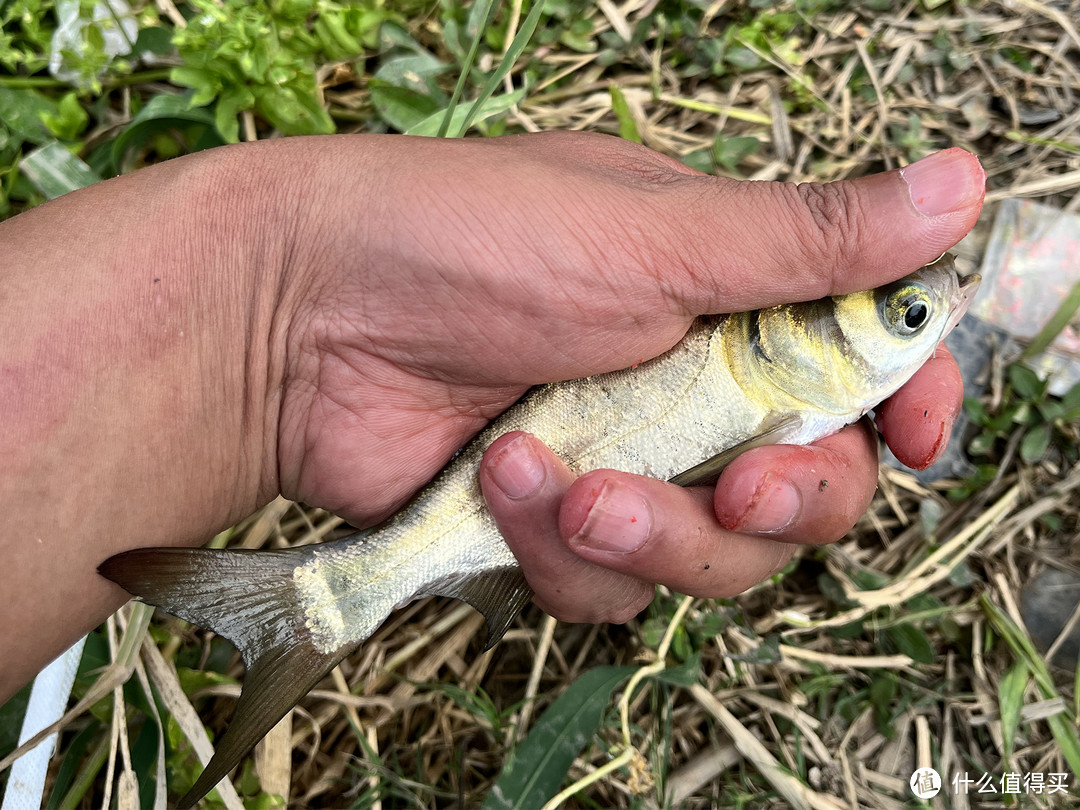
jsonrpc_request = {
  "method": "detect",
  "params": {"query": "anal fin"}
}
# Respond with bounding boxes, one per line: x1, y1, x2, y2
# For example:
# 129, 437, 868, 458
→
426, 567, 533, 650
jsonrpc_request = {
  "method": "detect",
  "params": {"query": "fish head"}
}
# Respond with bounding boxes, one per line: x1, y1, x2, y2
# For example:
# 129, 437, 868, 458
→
831, 253, 980, 396
738, 254, 980, 418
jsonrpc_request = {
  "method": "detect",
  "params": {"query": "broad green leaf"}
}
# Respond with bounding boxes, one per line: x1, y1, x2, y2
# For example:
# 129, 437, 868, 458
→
374, 52, 448, 96
39, 92, 89, 141
713, 133, 760, 170
133, 25, 173, 58
681, 147, 712, 173
884, 622, 935, 664
407, 88, 524, 137
483, 665, 634, 810
213, 87, 251, 144
725, 45, 760, 70
110, 91, 222, 169
169, 66, 219, 107
964, 396, 988, 424
1008, 363, 1045, 402
653, 651, 702, 687
0, 85, 57, 145
21, 141, 101, 199
1020, 423, 1051, 464
369, 79, 442, 133
1063, 380, 1080, 411
1038, 400, 1064, 422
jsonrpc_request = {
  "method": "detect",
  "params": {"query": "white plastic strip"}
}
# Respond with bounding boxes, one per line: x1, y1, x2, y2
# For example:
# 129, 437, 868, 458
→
1, 637, 87, 810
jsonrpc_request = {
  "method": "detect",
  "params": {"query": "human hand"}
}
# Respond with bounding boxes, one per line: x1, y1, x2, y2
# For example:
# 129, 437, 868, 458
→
480, 347, 962, 622
271, 131, 983, 621
0, 131, 984, 697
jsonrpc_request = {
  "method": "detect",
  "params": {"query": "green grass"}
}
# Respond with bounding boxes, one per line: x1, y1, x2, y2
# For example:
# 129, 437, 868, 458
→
3, 0, 1080, 807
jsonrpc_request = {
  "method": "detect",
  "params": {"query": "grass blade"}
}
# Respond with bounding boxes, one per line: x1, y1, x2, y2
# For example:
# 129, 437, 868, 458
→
1019, 279, 1080, 361
609, 85, 642, 143
483, 665, 634, 810
998, 660, 1028, 764
981, 595, 1080, 778
436, 0, 498, 138
407, 89, 524, 137
452, 0, 546, 138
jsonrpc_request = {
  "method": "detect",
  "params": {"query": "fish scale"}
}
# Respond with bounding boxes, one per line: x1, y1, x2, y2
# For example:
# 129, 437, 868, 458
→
99, 254, 979, 807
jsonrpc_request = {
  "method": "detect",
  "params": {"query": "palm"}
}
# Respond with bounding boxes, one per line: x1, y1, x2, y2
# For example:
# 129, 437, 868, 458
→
276, 208, 688, 522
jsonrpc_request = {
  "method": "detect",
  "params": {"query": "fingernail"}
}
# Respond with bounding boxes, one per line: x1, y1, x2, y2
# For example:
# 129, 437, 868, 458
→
489, 434, 545, 499
900, 148, 986, 217
728, 475, 802, 534
569, 480, 652, 553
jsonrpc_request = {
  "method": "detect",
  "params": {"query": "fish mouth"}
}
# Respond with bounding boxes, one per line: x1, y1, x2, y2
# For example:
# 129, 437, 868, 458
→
943, 272, 981, 337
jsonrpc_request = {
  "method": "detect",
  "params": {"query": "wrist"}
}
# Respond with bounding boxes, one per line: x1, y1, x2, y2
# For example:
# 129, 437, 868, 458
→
0, 143, 304, 697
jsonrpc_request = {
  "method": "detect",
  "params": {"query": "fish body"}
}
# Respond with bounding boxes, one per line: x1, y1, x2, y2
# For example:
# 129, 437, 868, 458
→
101, 255, 978, 806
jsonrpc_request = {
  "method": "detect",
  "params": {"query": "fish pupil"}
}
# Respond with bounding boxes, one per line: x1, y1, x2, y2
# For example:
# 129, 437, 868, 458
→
904, 301, 928, 330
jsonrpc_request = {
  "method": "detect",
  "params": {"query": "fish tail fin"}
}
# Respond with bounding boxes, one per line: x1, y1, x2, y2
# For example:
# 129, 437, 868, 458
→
99, 547, 354, 809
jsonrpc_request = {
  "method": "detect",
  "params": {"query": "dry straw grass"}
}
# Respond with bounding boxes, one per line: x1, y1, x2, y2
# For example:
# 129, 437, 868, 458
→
7, 0, 1080, 807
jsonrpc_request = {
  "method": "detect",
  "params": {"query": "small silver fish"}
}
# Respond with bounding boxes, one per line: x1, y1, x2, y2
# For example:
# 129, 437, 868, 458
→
101, 254, 979, 806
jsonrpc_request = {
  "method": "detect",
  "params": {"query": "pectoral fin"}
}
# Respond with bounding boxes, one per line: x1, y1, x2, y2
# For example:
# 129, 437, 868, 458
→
669, 413, 802, 488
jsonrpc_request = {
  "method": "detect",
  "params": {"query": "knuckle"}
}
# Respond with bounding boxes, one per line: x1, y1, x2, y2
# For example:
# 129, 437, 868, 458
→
559, 131, 690, 187
787, 180, 865, 285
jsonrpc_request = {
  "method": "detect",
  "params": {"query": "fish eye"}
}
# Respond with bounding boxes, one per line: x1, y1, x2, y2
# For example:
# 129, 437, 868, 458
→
905, 301, 928, 330
881, 284, 933, 337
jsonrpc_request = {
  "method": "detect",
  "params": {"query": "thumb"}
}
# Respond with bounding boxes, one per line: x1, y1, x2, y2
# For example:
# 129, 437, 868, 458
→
657, 148, 985, 314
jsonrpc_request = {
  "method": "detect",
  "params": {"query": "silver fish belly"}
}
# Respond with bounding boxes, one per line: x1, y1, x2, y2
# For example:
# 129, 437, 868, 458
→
292, 314, 780, 654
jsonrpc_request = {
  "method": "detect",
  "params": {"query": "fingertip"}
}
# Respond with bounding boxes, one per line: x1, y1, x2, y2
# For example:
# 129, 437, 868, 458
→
714, 449, 809, 534
714, 426, 878, 544
899, 148, 986, 220
481, 431, 548, 501
481, 439, 654, 624
877, 344, 963, 469
559, 471, 653, 555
